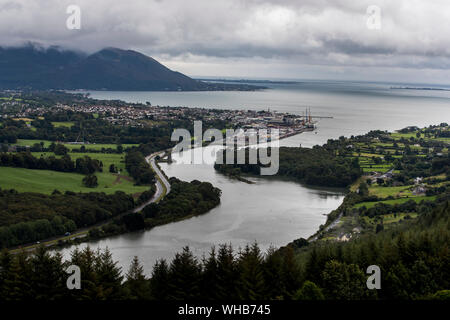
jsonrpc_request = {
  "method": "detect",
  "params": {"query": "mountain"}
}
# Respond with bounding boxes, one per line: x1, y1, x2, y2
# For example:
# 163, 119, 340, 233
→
0, 45, 264, 91
0, 44, 84, 89
58, 47, 207, 90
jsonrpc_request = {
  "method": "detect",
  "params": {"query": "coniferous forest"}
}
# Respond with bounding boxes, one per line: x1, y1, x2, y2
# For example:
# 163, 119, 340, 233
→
0, 199, 448, 300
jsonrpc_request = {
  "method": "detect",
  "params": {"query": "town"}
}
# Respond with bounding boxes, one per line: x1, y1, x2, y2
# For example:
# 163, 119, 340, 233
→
0, 90, 321, 142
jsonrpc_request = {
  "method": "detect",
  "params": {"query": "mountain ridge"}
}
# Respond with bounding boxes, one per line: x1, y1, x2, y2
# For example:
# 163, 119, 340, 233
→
0, 45, 264, 91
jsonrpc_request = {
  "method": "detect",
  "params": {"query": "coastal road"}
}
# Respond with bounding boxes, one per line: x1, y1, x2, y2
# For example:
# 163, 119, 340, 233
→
133, 151, 171, 212
10, 151, 171, 253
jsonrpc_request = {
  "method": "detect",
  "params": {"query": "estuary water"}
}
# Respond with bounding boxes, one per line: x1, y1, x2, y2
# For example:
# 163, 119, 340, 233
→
59, 80, 450, 274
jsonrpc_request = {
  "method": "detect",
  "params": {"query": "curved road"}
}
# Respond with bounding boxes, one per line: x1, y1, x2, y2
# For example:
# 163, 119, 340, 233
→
10, 151, 171, 253
133, 151, 171, 212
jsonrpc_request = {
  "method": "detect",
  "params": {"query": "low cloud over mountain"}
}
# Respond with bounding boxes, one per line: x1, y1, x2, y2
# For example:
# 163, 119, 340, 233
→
1, 0, 450, 82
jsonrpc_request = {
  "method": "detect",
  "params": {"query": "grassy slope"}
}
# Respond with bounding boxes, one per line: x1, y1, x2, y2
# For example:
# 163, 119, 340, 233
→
369, 185, 413, 197
354, 195, 436, 209
315, 125, 449, 241
0, 167, 149, 195
51, 121, 74, 128
1, 149, 150, 195
15, 139, 138, 151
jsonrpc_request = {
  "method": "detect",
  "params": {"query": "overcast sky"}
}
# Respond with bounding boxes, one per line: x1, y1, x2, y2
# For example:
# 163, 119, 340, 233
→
1, 0, 450, 84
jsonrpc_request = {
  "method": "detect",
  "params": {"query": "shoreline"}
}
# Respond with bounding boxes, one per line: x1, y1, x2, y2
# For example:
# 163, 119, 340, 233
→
8, 128, 333, 257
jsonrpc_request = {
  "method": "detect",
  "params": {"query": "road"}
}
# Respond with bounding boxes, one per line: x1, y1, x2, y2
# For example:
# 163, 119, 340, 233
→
10, 151, 171, 253
309, 213, 343, 242
132, 151, 171, 212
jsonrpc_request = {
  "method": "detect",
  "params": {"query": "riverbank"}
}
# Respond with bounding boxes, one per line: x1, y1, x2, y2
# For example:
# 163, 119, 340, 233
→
286, 124, 449, 245
7, 151, 168, 253
88, 179, 221, 240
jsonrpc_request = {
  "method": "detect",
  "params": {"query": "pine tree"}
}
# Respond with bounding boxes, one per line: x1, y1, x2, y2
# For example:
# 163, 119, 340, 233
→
3, 251, 33, 300
263, 247, 285, 299
30, 246, 66, 300
200, 247, 219, 300
125, 256, 149, 300
69, 246, 101, 300
304, 246, 321, 285
150, 259, 170, 300
95, 248, 124, 299
168, 246, 201, 300
216, 244, 238, 299
0, 249, 13, 300
281, 246, 300, 298
237, 243, 266, 300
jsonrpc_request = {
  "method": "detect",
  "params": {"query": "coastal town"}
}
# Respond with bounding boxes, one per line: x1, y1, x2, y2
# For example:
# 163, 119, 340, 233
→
0, 90, 320, 141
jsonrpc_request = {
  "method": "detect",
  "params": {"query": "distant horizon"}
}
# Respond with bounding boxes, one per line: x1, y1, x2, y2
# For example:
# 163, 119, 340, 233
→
191, 76, 450, 88
3, 41, 450, 87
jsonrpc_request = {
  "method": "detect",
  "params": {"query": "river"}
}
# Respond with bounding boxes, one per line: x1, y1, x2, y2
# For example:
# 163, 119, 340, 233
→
59, 80, 450, 274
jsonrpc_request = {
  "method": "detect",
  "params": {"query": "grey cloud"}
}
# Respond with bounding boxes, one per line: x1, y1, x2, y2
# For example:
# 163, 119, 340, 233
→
1, 0, 450, 82
0, 1, 21, 11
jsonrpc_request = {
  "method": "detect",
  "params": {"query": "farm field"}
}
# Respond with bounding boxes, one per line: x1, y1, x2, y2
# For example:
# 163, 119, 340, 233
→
51, 121, 75, 128
369, 185, 413, 198
0, 167, 149, 195
382, 212, 418, 224
360, 211, 419, 226
354, 195, 436, 209
30, 152, 128, 173
391, 130, 450, 143
14, 139, 138, 151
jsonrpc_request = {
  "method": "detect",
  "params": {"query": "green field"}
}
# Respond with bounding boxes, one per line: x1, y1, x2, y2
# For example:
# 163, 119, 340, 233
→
383, 212, 418, 224
391, 132, 417, 139
369, 185, 412, 198
361, 212, 419, 226
354, 195, 436, 209
51, 121, 74, 128
15, 139, 138, 151
391, 131, 450, 143
0, 97, 22, 102
361, 165, 392, 173
0, 167, 150, 195
31, 152, 127, 172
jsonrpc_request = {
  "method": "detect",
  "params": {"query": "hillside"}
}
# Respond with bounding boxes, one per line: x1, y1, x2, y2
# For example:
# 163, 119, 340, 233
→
0, 44, 264, 91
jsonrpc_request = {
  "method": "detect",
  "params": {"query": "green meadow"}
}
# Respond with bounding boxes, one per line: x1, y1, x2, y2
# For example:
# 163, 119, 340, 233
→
354, 195, 436, 209
382, 212, 418, 224
31, 152, 127, 172
51, 121, 75, 128
15, 139, 138, 151
0, 167, 149, 195
369, 185, 413, 198
391, 130, 450, 143
390, 132, 418, 139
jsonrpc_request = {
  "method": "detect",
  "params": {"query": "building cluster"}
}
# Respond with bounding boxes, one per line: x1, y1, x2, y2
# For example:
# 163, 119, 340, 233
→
2, 99, 318, 137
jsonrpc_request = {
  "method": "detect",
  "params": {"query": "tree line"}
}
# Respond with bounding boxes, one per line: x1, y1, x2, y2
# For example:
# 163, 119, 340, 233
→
0, 152, 103, 174
11, 142, 127, 155
0, 115, 190, 146
0, 189, 134, 248
124, 150, 155, 185
215, 146, 362, 188
88, 178, 222, 239
0, 199, 448, 300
